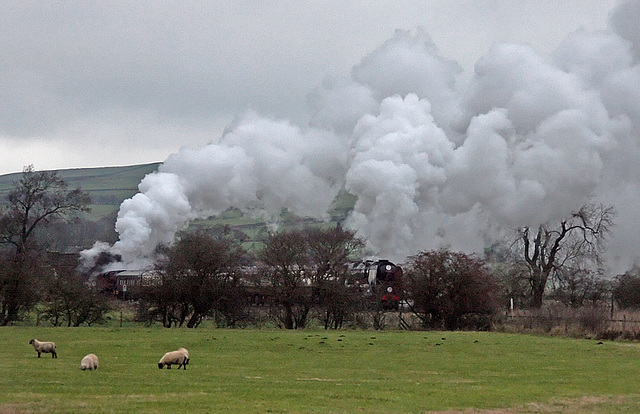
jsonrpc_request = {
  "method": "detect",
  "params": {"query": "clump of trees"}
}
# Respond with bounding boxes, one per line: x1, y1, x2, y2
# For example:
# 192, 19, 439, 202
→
404, 250, 499, 330
137, 227, 508, 331
136, 226, 367, 329
41, 271, 111, 327
136, 229, 248, 328
613, 269, 640, 310
258, 227, 364, 329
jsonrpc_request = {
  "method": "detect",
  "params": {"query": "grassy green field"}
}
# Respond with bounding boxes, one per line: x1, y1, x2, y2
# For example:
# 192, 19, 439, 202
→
3, 328, 640, 413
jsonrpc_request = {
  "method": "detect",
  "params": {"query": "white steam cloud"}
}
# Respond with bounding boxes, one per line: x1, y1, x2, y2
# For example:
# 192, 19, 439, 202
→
83, 1, 640, 274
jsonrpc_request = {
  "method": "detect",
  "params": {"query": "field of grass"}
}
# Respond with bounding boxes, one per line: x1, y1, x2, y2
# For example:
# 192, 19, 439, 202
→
3, 328, 640, 413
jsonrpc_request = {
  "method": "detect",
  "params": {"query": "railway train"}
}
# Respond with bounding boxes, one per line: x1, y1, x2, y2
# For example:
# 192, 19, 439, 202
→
95, 259, 403, 308
348, 259, 403, 307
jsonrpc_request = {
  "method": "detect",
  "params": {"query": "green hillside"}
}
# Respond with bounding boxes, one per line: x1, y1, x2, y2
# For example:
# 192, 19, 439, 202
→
0, 164, 356, 250
0, 163, 161, 219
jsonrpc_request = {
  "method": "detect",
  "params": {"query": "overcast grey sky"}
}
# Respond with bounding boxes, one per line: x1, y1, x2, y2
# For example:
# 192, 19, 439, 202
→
1, 0, 617, 175
52, 0, 640, 273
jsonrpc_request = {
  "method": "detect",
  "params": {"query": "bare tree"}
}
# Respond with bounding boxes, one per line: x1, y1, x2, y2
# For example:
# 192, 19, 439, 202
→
492, 261, 530, 310
259, 230, 312, 329
516, 203, 615, 308
136, 276, 187, 328
258, 227, 364, 329
305, 227, 364, 329
550, 267, 608, 308
0, 165, 90, 255
305, 227, 364, 281
0, 165, 91, 325
0, 249, 45, 325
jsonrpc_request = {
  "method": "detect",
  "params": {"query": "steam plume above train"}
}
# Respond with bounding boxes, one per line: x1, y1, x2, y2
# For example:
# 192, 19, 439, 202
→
82, 0, 640, 273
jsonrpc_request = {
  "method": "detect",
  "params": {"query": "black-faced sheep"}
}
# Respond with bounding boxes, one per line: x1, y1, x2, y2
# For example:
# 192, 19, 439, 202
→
29, 339, 57, 358
158, 349, 189, 370
80, 353, 99, 371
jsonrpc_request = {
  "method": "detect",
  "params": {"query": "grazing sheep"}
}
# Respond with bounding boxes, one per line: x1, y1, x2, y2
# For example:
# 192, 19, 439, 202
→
80, 353, 99, 371
29, 339, 57, 358
158, 349, 189, 370
177, 347, 189, 359
178, 348, 191, 365
177, 347, 190, 366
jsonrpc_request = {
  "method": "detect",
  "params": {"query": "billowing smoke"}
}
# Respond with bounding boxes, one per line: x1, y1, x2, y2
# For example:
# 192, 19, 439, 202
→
83, 1, 640, 274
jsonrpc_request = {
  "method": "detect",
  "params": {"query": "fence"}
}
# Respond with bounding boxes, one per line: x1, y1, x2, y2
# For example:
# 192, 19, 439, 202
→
499, 308, 640, 339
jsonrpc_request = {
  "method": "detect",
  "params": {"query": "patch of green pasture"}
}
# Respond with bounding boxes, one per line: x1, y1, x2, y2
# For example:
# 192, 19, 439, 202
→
0, 164, 160, 221
3, 328, 640, 413
83, 204, 119, 219
329, 190, 357, 212
0, 163, 159, 193
55, 163, 159, 191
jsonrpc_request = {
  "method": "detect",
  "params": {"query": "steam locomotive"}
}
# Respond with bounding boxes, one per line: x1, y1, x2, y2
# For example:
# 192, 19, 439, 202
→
348, 259, 403, 308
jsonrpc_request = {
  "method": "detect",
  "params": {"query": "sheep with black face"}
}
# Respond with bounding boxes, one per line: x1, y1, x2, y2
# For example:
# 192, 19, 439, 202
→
158, 349, 189, 370
29, 339, 57, 358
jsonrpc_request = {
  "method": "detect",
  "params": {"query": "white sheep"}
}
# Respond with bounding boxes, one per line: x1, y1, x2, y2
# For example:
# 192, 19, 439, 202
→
80, 353, 99, 371
177, 347, 190, 367
29, 339, 57, 358
158, 349, 189, 370
177, 347, 189, 358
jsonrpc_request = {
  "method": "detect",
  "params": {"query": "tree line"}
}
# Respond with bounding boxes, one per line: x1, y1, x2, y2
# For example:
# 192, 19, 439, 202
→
1, 166, 639, 329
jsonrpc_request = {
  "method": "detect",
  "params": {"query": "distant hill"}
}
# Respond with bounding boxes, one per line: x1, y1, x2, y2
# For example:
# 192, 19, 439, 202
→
0, 163, 356, 251
0, 163, 161, 219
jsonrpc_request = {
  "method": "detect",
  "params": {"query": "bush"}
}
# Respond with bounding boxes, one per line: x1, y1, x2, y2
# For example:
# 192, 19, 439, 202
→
577, 307, 608, 333
404, 250, 499, 330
